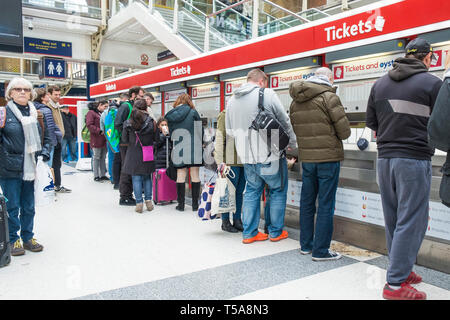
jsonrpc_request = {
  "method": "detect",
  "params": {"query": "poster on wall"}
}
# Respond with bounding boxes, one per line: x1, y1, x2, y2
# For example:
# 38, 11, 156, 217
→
75, 101, 92, 171
287, 181, 450, 241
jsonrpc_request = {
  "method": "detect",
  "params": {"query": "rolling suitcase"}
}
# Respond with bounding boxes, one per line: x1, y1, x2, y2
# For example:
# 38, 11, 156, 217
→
0, 195, 11, 268
152, 137, 177, 205
152, 168, 177, 204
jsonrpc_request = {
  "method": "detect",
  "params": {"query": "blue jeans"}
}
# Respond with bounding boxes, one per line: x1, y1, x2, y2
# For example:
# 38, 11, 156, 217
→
61, 137, 77, 162
222, 166, 246, 222
0, 178, 36, 244
132, 175, 152, 204
47, 146, 55, 167
300, 161, 340, 258
243, 158, 288, 239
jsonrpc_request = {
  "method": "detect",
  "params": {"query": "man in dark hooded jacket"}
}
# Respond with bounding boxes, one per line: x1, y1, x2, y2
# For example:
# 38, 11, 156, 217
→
366, 38, 442, 300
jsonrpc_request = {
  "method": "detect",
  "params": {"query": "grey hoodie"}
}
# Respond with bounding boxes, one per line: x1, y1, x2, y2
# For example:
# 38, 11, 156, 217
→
225, 83, 297, 164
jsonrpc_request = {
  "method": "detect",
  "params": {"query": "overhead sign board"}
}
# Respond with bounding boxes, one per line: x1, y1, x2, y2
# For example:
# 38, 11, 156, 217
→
191, 84, 220, 99
270, 67, 321, 90
90, 0, 450, 97
24, 37, 72, 58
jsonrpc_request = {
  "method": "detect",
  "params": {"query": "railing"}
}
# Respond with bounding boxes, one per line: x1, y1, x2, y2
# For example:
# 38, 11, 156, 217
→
23, 0, 104, 19
108, 0, 376, 52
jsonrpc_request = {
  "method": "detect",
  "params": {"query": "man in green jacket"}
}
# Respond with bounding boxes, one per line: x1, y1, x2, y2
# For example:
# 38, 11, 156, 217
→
289, 67, 350, 261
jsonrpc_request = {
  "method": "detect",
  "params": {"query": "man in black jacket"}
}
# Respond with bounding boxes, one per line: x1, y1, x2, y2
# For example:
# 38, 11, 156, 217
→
60, 105, 77, 162
366, 38, 442, 300
114, 86, 144, 206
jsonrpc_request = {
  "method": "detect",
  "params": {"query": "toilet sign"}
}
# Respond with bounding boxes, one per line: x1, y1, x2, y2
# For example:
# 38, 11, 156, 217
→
39, 57, 66, 79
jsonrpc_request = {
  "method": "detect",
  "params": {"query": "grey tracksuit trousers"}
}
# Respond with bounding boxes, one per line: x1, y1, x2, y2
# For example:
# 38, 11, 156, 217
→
377, 158, 431, 285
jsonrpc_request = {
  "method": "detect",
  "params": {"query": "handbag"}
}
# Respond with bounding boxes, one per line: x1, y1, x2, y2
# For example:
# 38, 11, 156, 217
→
197, 176, 218, 220
135, 132, 154, 162
249, 88, 290, 158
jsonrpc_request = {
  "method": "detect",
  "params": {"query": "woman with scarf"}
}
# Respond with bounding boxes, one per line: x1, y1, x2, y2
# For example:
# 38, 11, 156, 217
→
0, 77, 51, 256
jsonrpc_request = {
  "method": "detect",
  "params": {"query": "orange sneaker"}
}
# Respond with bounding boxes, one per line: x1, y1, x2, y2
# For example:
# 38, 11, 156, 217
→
270, 230, 289, 242
242, 232, 269, 244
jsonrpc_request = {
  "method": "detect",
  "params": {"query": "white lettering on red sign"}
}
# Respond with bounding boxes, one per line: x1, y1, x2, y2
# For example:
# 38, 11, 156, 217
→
170, 65, 191, 77
105, 84, 116, 91
324, 16, 385, 42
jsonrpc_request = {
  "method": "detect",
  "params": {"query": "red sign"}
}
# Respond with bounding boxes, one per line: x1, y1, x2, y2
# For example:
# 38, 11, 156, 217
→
90, 0, 450, 97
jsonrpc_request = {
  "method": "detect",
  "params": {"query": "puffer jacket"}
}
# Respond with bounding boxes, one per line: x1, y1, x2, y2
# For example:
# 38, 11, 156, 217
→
0, 102, 51, 179
34, 101, 61, 146
289, 78, 350, 162
154, 129, 171, 169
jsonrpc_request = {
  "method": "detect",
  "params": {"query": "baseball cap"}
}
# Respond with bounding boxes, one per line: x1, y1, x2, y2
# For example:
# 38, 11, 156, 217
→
405, 38, 438, 62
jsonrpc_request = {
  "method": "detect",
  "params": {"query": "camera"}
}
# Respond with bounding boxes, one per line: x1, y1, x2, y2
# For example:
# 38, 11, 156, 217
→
27, 21, 34, 30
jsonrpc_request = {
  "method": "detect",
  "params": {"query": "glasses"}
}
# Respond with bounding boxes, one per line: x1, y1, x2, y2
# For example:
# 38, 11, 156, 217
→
12, 88, 32, 93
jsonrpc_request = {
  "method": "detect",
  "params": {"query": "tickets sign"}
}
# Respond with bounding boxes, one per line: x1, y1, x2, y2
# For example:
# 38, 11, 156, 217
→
164, 88, 187, 102
225, 79, 246, 95
270, 67, 320, 90
192, 83, 220, 99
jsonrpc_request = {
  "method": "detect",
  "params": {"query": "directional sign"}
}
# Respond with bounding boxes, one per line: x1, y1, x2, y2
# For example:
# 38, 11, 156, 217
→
24, 37, 72, 58
39, 57, 66, 79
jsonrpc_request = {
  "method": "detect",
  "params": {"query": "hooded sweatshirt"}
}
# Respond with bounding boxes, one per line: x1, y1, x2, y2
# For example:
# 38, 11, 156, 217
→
225, 83, 297, 164
366, 57, 442, 160
289, 77, 350, 162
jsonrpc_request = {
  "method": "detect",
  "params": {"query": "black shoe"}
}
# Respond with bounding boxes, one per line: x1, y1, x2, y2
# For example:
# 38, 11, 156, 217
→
100, 176, 110, 181
176, 183, 185, 211
191, 182, 201, 211
113, 184, 119, 190
222, 220, 238, 233
233, 219, 244, 232
94, 177, 101, 182
119, 198, 136, 206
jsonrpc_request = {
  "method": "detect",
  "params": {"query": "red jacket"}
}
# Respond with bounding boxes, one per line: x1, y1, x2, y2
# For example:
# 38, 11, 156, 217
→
86, 109, 106, 149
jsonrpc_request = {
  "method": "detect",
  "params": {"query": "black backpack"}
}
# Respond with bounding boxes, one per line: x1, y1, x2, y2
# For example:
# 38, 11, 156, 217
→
249, 88, 290, 158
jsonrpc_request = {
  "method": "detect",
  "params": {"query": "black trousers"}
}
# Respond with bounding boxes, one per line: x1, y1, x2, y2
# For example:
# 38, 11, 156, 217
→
119, 146, 133, 199
52, 142, 62, 187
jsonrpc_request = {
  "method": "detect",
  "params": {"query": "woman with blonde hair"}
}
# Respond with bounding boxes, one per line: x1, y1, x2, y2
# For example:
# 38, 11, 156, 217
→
164, 93, 203, 211
0, 77, 51, 256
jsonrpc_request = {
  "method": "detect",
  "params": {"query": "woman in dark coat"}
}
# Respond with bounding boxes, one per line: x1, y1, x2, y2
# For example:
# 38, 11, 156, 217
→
86, 101, 108, 181
164, 94, 203, 212
122, 99, 156, 213
0, 77, 51, 256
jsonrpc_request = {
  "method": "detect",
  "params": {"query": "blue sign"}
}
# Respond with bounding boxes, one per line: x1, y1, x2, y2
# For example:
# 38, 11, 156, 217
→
24, 37, 72, 58
40, 58, 66, 79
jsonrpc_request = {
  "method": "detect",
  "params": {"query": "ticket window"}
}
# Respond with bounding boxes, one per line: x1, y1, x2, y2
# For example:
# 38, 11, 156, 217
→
152, 104, 162, 120
224, 79, 246, 108
191, 83, 221, 129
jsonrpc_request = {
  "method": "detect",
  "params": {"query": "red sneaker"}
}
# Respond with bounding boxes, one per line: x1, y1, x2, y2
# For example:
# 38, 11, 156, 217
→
270, 230, 289, 242
382, 283, 427, 300
405, 271, 422, 284
242, 232, 269, 244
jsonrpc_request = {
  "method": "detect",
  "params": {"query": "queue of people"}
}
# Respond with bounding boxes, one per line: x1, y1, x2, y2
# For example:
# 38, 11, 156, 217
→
0, 38, 448, 301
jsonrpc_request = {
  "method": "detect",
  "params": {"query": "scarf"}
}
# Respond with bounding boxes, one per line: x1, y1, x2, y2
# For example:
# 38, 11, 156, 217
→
48, 98, 65, 137
7, 100, 42, 181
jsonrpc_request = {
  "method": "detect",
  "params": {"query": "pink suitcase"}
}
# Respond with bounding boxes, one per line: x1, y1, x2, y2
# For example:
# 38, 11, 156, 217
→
152, 169, 177, 204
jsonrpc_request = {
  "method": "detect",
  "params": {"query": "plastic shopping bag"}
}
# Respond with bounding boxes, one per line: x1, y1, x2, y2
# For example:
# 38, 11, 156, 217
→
211, 166, 236, 215
34, 157, 55, 207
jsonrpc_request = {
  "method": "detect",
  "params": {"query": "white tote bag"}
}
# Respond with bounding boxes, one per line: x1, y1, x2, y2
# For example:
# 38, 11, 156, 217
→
34, 157, 55, 207
211, 166, 236, 215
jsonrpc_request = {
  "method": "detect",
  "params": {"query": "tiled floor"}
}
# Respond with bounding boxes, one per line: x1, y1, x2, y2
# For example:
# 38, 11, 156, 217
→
0, 164, 449, 300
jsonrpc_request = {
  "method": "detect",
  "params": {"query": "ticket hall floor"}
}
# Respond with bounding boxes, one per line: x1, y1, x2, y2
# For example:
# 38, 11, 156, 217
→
0, 164, 449, 300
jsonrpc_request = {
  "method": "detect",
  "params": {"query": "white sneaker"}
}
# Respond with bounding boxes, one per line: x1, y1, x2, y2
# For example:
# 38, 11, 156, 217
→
299, 249, 312, 255
312, 250, 342, 261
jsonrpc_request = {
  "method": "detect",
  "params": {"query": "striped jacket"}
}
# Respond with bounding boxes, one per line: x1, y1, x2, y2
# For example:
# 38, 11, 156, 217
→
366, 57, 442, 160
